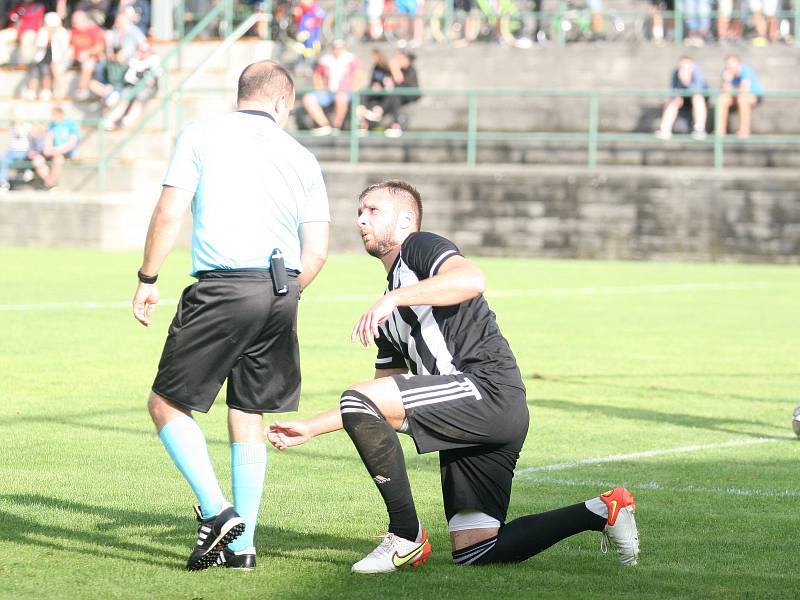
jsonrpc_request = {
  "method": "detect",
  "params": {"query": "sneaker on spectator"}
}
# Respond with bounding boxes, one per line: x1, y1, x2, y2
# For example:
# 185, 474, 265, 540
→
74, 89, 91, 101
104, 90, 120, 107
384, 126, 403, 138
0, 181, 10, 193
21, 89, 36, 101
310, 125, 333, 136
654, 129, 672, 140
22, 169, 34, 182
752, 37, 768, 47
690, 129, 707, 140
39, 89, 52, 102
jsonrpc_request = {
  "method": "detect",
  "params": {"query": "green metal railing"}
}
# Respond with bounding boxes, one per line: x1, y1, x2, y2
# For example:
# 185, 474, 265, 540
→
293, 87, 800, 169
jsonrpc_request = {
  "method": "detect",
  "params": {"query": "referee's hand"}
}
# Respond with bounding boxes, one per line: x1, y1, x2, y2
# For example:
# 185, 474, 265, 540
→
132, 282, 160, 327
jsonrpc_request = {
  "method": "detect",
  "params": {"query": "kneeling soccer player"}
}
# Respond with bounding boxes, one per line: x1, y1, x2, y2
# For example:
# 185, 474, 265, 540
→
268, 180, 640, 573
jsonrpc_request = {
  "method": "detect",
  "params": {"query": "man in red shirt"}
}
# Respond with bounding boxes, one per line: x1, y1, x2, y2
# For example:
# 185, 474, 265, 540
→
69, 9, 105, 100
0, 0, 46, 65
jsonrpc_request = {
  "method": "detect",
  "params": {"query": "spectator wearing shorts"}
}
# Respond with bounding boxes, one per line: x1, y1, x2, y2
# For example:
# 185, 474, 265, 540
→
103, 40, 161, 130
24, 11, 70, 101
0, 0, 45, 65
683, 0, 710, 45
586, 0, 605, 38
750, 0, 779, 44
717, 54, 764, 138
30, 104, 79, 189
394, 0, 423, 47
656, 56, 708, 140
69, 9, 105, 100
303, 40, 366, 135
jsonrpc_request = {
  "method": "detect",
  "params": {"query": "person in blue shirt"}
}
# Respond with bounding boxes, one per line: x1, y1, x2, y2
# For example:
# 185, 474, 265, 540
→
29, 104, 79, 188
718, 54, 764, 138
656, 56, 708, 140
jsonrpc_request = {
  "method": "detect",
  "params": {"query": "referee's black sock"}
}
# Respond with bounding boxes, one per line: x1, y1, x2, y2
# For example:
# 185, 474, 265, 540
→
452, 502, 606, 565
340, 390, 420, 541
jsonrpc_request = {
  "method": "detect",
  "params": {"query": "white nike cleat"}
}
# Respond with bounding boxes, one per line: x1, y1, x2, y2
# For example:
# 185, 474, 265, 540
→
599, 487, 640, 566
351, 529, 432, 574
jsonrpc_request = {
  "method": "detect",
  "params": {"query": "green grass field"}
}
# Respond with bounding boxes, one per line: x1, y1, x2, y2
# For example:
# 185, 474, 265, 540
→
1, 248, 798, 599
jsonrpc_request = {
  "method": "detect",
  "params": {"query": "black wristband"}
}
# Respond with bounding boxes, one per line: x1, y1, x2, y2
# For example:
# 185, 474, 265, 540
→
137, 268, 158, 284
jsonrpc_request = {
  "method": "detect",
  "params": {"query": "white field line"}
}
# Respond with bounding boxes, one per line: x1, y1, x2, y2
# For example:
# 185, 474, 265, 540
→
0, 281, 791, 312
515, 436, 785, 476
516, 474, 800, 499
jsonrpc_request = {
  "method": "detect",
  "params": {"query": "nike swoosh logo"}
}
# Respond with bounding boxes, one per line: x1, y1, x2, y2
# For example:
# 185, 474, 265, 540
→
608, 500, 619, 525
391, 543, 425, 568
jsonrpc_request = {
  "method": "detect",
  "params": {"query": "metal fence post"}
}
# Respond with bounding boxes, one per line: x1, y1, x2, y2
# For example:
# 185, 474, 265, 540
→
466, 92, 478, 166
96, 119, 105, 194
334, 0, 344, 41
588, 93, 598, 168
224, 0, 234, 37
713, 91, 724, 169
444, 0, 453, 40
795, 0, 800, 47
349, 91, 360, 164
673, 0, 684, 46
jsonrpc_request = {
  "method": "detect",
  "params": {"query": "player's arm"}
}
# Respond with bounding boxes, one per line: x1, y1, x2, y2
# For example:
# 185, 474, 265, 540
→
352, 255, 485, 347
298, 221, 329, 292
132, 185, 193, 327
268, 367, 407, 449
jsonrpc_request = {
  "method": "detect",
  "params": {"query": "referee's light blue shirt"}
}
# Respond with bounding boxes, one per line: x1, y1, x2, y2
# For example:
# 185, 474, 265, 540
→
163, 111, 330, 277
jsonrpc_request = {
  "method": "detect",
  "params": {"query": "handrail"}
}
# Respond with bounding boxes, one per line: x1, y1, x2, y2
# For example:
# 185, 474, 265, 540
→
93, 0, 249, 192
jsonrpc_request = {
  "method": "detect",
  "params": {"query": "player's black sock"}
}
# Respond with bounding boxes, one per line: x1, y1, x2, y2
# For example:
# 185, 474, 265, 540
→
340, 390, 419, 541
451, 503, 606, 565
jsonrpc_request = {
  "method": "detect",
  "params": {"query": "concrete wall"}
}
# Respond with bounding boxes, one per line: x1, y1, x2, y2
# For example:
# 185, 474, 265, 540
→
3, 165, 798, 262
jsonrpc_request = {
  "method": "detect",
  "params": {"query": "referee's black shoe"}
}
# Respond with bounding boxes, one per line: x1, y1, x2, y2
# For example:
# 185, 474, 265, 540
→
214, 546, 256, 571
186, 503, 246, 571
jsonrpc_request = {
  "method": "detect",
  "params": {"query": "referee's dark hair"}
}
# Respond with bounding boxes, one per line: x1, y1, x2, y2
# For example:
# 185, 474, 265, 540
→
359, 180, 423, 230
237, 60, 294, 104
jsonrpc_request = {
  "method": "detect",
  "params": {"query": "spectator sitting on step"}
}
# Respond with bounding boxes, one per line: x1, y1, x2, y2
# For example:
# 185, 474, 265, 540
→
106, 9, 146, 64
103, 40, 161, 130
361, 50, 420, 138
23, 11, 70, 101
717, 53, 764, 138
656, 56, 708, 140
356, 48, 392, 133
87, 45, 130, 107
0, 0, 46, 65
302, 39, 366, 136
0, 107, 31, 192
69, 10, 105, 100
29, 104, 79, 189
74, 0, 116, 28
115, 0, 152, 34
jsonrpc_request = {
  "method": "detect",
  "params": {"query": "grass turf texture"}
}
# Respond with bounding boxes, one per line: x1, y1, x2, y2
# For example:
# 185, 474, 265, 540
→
0, 247, 798, 600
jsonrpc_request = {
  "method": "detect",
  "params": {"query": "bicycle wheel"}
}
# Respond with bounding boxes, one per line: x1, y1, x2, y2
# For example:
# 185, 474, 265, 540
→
430, 2, 481, 47
499, 10, 540, 47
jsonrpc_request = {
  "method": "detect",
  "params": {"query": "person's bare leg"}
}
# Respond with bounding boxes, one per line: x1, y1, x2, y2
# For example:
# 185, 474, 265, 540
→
303, 93, 330, 127
332, 92, 350, 129
736, 94, 755, 137
691, 94, 707, 131
659, 97, 683, 134
717, 93, 732, 135
46, 154, 64, 187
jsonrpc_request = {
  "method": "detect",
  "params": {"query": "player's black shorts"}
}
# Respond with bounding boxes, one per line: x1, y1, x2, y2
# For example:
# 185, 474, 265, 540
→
152, 269, 301, 414
392, 372, 529, 525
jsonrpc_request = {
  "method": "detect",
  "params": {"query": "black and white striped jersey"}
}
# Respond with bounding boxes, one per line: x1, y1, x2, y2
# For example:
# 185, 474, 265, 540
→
374, 232, 523, 388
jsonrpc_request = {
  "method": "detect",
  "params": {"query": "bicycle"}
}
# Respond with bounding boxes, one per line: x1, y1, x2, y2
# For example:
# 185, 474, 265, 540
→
430, 0, 539, 47
540, 0, 626, 44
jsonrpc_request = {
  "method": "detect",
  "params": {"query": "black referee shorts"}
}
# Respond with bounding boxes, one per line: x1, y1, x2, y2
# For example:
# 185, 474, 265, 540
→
392, 372, 529, 525
152, 269, 301, 414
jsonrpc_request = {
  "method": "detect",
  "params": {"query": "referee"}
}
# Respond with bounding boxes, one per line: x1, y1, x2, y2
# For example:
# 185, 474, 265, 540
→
268, 180, 639, 573
132, 60, 330, 571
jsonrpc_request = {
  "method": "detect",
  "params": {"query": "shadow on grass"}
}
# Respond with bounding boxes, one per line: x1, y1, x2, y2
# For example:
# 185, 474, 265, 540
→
526, 371, 798, 406
0, 494, 359, 569
527, 397, 785, 439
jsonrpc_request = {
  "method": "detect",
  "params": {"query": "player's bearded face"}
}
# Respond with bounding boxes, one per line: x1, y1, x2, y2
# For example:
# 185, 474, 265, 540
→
358, 196, 400, 258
